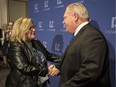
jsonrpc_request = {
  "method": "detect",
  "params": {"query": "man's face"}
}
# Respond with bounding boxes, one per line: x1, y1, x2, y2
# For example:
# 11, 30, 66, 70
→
63, 9, 76, 34
8, 22, 14, 29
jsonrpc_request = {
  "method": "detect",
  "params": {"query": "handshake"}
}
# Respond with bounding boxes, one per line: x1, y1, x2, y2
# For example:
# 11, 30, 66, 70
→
48, 65, 60, 76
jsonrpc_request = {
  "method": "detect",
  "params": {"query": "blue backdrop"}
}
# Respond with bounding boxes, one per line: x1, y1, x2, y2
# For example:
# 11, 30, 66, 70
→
28, 0, 115, 87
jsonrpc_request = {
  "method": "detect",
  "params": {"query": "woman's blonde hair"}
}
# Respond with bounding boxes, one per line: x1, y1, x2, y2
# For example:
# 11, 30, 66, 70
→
11, 17, 33, 43
66, 2, 90, 20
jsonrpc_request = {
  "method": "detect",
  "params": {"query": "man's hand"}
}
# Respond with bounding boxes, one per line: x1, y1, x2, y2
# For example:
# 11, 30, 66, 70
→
48, 65, 60, 76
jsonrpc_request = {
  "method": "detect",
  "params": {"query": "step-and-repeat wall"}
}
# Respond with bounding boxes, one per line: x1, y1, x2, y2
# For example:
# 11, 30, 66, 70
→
28, 0, 115, 87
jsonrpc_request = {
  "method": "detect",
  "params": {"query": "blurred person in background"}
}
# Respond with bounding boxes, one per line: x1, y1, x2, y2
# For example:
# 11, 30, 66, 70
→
2, 21, 14, 67
0, 24, 9, 67
7, 21, 14, 36
8, 21, 14, 30
0, 27, 3, 67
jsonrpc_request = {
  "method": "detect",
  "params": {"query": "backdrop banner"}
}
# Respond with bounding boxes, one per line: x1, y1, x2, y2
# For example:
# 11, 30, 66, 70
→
28, 0, 115, 87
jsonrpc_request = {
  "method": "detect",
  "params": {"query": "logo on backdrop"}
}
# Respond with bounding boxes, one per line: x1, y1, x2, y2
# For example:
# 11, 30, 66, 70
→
38, 21, 43, 31
34, 3, 39, 13
43, 0, 50, 11
48, 21, 55, 31
57, 0, 62, 4
55, 0, 64, 9
111, 17, 116, 29
78, 0, 85, 3
44, 0, 49, 8
105, 17, 116, 34
52, 34, 64, 56
49, 21, 54, 28
42, 41, 47, 49
73, 0, 85, 3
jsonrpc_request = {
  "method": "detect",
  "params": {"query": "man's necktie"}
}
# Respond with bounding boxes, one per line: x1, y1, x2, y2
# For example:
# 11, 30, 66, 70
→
71, 34, 75, 40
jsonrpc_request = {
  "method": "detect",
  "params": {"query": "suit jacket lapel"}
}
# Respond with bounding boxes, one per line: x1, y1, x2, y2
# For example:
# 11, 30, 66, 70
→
60, 25, 88, 67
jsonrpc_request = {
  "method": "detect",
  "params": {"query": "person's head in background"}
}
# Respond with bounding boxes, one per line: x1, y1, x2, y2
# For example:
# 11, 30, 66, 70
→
8, 21, 14, 30
11, 17, 36, 43
62, 2, 90, 34
2, 24, 9, 33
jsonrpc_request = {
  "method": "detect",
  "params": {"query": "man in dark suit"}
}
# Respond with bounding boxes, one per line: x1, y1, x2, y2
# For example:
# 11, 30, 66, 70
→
59, 2, 111, 87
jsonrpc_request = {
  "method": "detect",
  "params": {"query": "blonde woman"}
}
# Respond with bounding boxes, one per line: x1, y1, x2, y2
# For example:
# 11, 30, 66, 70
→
5, 17, 62, 87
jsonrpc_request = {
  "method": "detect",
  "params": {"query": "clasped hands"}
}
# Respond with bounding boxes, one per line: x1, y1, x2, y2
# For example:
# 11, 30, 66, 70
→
48, 65, 60, 76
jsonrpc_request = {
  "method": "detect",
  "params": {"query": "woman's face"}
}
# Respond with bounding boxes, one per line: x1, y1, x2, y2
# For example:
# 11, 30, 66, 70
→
26, 26, 35, 40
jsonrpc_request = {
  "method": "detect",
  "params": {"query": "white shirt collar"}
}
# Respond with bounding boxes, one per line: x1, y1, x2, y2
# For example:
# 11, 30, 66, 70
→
74, 21, 89, 36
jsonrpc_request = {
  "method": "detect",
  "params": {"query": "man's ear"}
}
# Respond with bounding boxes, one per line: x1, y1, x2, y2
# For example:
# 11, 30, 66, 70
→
73, 13, 79, 21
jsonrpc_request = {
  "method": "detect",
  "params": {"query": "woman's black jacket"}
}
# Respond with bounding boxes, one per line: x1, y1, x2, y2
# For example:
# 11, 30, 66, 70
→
5, 39, 62, 87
